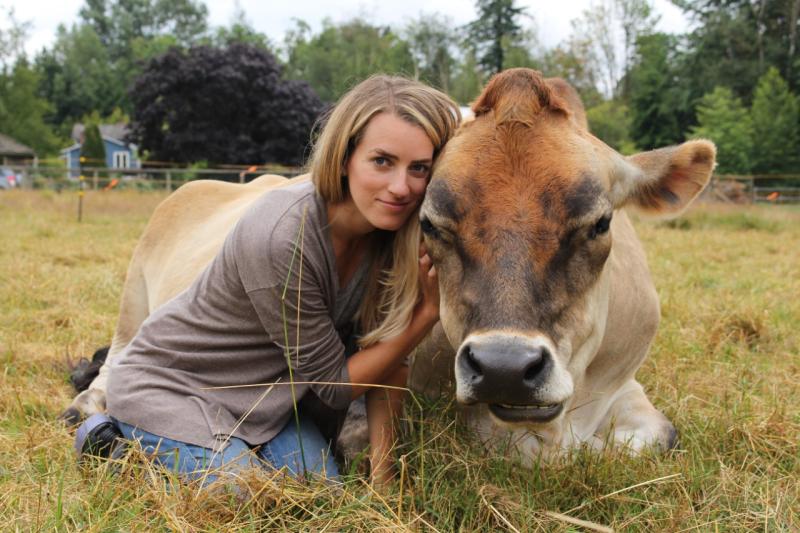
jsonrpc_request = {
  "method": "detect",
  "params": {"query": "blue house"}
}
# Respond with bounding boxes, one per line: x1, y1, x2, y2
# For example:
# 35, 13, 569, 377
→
61, 123, 140, 177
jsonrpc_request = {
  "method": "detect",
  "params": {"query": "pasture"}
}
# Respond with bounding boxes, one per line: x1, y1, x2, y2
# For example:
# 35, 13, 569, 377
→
1, 189, 798, 531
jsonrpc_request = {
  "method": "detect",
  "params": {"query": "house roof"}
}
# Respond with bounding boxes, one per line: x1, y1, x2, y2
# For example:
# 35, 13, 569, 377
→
71, 123, 130, 144
60, 135, 139, 155
60, 143, 81, 155
0, 133, 35, 156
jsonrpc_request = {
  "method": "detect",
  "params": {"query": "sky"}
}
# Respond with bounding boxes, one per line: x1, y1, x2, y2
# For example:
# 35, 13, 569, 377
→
3, 0, 692, 58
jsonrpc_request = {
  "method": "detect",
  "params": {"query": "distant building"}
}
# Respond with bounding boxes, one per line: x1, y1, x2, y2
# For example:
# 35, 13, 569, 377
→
0, 133, 36, 165
61, 123, 140, 177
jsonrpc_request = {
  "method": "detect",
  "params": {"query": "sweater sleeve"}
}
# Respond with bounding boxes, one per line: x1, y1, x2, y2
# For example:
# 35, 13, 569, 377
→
233, 198, 352, 410
246, 282, 352, 410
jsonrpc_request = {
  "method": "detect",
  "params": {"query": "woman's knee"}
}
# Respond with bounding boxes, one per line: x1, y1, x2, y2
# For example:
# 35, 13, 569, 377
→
258, 414, 339, 479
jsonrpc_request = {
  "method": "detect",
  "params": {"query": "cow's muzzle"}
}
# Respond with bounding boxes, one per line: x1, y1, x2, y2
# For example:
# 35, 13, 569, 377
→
455, 332, 563, 423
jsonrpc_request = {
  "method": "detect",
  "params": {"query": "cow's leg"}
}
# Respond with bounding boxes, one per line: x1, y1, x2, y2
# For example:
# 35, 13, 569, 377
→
595, 379, 677, 453
61, 259, 150, 424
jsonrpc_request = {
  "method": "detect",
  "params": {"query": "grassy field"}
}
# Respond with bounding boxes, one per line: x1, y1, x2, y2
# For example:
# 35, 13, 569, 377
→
1, 189, 798, 531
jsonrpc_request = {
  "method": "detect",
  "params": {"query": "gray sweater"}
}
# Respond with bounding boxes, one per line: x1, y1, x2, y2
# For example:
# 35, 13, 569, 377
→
107, 181, 369, 449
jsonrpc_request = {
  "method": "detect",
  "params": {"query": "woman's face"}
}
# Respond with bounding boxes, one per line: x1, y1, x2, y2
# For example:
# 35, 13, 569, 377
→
345, 112, 434, 232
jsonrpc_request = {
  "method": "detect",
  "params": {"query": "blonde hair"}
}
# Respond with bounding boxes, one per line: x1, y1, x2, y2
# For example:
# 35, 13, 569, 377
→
308, 75, 460, 347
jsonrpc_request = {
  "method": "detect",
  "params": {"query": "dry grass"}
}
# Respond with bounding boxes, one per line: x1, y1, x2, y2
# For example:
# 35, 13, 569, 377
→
1, 190, 798, 531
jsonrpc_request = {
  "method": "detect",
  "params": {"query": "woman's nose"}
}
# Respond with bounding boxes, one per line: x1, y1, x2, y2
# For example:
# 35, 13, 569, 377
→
387, 169, 411, 198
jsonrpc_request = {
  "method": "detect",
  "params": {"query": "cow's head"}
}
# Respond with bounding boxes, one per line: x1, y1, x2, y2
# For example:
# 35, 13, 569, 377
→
420, 69, 715, 427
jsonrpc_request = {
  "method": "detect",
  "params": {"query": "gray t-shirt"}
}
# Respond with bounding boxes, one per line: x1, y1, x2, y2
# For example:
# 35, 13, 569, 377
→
107, 180, 369, 449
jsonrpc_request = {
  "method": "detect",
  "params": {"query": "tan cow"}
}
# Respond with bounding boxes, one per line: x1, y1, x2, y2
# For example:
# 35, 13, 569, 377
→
411, 69, 714, 458
64, 69, 716, 461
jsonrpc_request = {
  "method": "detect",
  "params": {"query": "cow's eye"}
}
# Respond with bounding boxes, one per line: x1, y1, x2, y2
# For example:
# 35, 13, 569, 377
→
589, 214, 612, 239
420, 217, 438, 238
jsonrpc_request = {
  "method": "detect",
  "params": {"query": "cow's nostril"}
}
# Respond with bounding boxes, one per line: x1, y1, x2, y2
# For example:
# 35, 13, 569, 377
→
523, 348, 546, 382
464, 345, 483, 380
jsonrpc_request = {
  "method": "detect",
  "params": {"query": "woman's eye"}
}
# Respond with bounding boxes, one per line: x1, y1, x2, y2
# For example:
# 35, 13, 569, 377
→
589, 214, 612, 239
410, 164, 430, 176
373, 157, 389, 167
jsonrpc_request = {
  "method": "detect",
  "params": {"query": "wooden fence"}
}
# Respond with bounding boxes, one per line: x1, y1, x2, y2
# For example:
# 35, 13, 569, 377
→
4, 164, 800, 204
709, 174, 800, 204
3, 164, 305, 192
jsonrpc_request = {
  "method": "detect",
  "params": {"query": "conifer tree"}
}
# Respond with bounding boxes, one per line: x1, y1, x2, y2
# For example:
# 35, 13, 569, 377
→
689, 86, 754, 174
465, 0, 526, 75
750, 67, 800, 173
80, 123, 106, 167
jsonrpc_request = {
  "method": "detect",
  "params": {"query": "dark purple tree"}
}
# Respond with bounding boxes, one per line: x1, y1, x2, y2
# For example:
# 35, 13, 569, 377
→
128, 43, 325, 166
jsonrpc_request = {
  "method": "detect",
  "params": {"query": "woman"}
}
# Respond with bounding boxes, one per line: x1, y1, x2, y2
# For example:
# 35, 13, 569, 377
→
103, 75, 460, 486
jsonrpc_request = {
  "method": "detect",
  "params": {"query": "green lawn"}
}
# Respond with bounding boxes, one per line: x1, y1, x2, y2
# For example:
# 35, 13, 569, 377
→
1, 190, 797, 531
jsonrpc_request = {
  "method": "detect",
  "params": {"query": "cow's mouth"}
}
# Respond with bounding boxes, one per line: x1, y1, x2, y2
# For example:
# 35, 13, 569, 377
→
488, 402, 564, 423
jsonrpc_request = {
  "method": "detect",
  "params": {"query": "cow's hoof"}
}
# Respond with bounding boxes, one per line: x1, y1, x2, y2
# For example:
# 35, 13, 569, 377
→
69, 346, 109, 393
58, 407, 83, 426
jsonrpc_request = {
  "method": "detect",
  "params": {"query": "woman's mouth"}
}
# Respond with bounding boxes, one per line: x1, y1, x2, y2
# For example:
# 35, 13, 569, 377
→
377, 199, 410, 211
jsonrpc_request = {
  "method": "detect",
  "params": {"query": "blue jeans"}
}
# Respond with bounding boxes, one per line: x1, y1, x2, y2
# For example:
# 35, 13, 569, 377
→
113, 413, 339, 486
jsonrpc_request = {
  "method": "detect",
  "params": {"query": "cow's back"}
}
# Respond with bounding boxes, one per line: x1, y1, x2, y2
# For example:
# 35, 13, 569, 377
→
65, 174, 311, 418
138, 174, 309, 308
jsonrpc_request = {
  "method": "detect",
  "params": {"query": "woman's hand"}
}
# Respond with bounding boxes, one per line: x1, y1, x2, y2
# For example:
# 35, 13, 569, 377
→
347, 243, 439, 399
416, 243, 440, 326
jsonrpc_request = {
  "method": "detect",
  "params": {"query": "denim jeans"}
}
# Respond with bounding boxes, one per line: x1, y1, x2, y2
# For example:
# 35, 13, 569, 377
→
113, 413, 339, 486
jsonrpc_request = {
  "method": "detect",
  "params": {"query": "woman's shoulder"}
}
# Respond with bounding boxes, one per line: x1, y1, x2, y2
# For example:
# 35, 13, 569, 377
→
231, 179, 332, 289
237, 180, 320, 242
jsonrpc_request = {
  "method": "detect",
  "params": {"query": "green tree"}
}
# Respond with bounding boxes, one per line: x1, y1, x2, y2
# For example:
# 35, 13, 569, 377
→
465, 0, 527, 75
450, 50, 484, 105
0, 7, 31, 68
501, 27, 540, 70
627, 33, 692, 149
0, 10, 61, 157
750, 66, 800, 172
616, 0, 658, 97
568, 1, 618, 97
212, 5, 272, 50
34, 0, 210, 130
284, 18, 415, 103
540, 42, 603, 108
689, 86, 754, 174
566, 0, 657, 98
0, 59, 61, 156
586, 99, 635, 153
35, 24, 124, 132
673, 0, 800, 96
403, 14, 457, 92
80, 122, 106, 167
79, 0, 208, 61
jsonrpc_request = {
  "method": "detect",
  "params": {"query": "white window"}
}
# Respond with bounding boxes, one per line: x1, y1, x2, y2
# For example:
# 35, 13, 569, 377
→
113, 151, 130, 169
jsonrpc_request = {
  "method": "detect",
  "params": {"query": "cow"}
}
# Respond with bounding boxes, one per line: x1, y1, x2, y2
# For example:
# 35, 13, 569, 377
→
63, 69, 716, 461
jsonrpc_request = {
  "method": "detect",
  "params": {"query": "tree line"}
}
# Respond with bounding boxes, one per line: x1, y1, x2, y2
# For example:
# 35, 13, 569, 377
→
0, 0, 798, 171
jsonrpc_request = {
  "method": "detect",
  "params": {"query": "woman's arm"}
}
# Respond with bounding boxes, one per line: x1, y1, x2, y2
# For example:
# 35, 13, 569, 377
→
346, 246, 439, 398
357, 246, 438, 485
366, 364, 408, 485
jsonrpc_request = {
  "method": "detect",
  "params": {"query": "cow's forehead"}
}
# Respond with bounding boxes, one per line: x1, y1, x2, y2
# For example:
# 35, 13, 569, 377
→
428, 117, 613, 228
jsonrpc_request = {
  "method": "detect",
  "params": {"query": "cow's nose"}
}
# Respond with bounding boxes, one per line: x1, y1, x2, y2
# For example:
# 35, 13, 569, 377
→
456, 336, 551, 404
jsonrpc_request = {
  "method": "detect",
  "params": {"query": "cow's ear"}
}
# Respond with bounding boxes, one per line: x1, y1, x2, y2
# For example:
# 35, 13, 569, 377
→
611, 139, 716, 216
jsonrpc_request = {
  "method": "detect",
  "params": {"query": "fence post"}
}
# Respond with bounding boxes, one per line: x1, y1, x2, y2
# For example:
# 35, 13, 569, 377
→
92, 170, 99, 190
166, 171, 172, 192
78, 175, 85, 222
